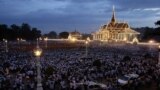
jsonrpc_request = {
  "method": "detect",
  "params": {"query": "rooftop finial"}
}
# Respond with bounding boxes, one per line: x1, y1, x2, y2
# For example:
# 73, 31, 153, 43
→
75, 28, 77, 32
113, 5, 115, 11
111, 5, 116, 24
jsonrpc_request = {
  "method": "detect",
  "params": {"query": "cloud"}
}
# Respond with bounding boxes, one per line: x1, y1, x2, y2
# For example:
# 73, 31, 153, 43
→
0, 0, 160, 33
143, 8, 160, 11
112, 0, 160, 9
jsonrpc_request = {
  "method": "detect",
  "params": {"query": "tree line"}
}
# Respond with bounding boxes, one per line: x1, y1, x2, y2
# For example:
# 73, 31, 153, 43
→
134, 20, 160, 41
0, 23, 41, 41
0, 23, 70, 41
0, 20, 160, 41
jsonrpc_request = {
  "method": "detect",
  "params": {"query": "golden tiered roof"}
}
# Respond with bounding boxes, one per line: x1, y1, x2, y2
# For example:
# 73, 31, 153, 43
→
108, 23, 129, 28
107, 6, 130, 30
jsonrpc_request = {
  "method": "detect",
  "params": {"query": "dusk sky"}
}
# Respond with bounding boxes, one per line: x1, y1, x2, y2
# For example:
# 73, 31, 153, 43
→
0, 0, 160, 34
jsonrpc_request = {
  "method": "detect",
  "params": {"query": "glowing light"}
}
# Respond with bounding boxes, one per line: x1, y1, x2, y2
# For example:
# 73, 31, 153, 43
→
34, 48, 42, 57
100, 40, 104, 42
39, 37, 42, 41
3, 39, 7, 42
158, 45, 160, 49
132, 37, 139, 44
71, 38, 76, 42
87, 37, 91, 42
44, 37, 48, 41
149, 40, 154, 44
85, 40, 88, 44
123, 37, 127, 41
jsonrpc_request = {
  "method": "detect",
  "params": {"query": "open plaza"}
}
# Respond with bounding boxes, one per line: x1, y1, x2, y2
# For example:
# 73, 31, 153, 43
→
0, 39, 160, 90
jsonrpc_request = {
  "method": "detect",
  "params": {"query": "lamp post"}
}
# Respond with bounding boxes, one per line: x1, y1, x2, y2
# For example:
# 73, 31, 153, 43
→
3, 39, 8, 52
158, 45, 160, 65
39, 37, 42, 41
149, 40, 154, 51
34, 39, 43, 90
17, 38, 20, 49
85, 40, 89, 57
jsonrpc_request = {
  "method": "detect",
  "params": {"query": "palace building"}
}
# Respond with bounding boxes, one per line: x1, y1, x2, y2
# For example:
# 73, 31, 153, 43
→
92, 7, 140, 42
68, 30, 82, 40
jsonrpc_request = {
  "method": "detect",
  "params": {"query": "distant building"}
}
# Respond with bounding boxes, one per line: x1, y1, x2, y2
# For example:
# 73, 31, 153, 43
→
92, 6, 140, 42
68, 30, 82, 40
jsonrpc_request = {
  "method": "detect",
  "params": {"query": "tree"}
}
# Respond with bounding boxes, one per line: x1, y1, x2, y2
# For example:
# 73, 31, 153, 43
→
31, 28, 41, 40
155, 20, 160, 26
0, 24, 8, 40
155, 20, 160, 34
82, 34, 92, 40
59, 31, 69, 39
0, 23, 42, 41
10, 24, 21, 40
21, 23, 31, 40
140, 27, 154, 40
44, 31, 57, 38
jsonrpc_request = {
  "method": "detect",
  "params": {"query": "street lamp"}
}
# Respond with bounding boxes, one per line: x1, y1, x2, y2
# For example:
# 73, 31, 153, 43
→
17, 38, 20, 49
39, 37, 42, 41
158, 45, 160, 65
149, 40, 154, 51
33, 39, 43, 90
149, 40, 154, 44
85, 40, 89, 57
34, 48, 42, 57
3, 39, 8, 52
17, 38, 19, 41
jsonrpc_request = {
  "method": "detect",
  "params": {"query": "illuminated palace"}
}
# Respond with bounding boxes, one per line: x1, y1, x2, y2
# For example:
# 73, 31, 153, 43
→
93, 7, 140, 42
68, 30, 82, 40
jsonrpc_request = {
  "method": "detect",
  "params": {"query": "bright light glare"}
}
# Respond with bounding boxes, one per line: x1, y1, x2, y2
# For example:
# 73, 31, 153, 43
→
34, 49, 42, 57
132, 37, 139, 44
87, 37, 90, 41
149, 40, 154, 43
44, 37, 48, 41
39, 37, 42, 41
85, 41, 88, 44
5, 40, 7, 43
123, 37, 127, 41
71, 38, 76, 42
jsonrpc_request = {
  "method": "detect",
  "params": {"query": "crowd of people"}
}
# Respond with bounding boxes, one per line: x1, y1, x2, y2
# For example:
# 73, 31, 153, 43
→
0, 42, 160, 90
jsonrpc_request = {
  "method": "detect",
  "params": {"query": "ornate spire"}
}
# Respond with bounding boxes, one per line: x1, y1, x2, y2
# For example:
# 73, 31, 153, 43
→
75, 28, 77, 32
111, 5, 116, 24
